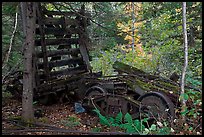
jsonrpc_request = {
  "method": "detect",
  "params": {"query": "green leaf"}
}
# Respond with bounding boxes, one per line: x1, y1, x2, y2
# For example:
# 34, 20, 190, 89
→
163, 121, 168, 127
108, 117, 115, 124
194, 99, 201, 105
92, 109, 110, 126
189, 127, 193, 131
115, 111, 123, 124
142, 117, 149, 123
125, 124, 136, 133
181, 108, 189, 116
124, 113, 133, 124
183, 93, 189, 100
158, 127, 170, 135
150, 124, 157, 131
142, 128, 149, 135
179, 93, 189, 101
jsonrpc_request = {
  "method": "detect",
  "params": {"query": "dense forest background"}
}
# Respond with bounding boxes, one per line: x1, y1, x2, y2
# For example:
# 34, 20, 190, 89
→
2, 2, 202, 84
2, 2, 202, 135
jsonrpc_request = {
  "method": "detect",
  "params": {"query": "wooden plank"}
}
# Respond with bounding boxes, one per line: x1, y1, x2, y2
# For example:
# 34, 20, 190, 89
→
37, 75, 83, 93
36, 3, 50, 80
37, 57, 84, 69
38, 65, 87, 78
42, 17, 79, 26
50, 66, 87, 77
35, 38, 79, 46
36, 27, 80, 35
43, 10, 78, 16
36, 48, 80, 58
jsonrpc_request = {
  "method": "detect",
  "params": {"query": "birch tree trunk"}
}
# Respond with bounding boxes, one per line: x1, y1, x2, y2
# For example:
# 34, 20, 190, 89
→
21, 2, 36, 121
181, 2, 188, 121
2, 10, 18, 69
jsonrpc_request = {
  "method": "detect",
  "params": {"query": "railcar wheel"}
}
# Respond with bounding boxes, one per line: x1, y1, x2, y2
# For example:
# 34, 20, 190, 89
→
85, 85, 106, 98
138, 92, 175, 123
82, 85, 107, 111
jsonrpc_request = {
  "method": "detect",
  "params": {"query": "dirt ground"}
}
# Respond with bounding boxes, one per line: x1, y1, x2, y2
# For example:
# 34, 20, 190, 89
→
2, 99, 113, 135
2, 98, 202, 135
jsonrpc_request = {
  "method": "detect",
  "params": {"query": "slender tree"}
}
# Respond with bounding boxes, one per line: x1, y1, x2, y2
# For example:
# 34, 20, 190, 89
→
2, 8, 18, 70
21, 2, 36, 121
181, 2, 188, 121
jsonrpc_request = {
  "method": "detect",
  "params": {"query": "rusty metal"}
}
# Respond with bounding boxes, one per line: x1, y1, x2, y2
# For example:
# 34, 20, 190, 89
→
138, 92, 175, 122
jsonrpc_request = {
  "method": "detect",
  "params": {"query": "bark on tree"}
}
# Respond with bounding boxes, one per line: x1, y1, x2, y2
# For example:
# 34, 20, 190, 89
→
181, 2, 188, 121
21, 2, 36, 121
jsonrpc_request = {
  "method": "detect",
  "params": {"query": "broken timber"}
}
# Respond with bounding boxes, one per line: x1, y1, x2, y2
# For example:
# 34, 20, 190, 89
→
34, 3, 91, 96
113, 61, 180, 104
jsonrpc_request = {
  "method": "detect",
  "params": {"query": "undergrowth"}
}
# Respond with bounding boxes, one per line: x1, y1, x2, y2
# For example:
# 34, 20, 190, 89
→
92, 109, 173, 135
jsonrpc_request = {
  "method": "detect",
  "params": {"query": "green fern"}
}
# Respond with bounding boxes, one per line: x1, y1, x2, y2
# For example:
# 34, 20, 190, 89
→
134, 119, 145, 132
115, 111, 123, 125
124, 113, 133, 124
93, 109, 146, 134
93, 109, 110, 126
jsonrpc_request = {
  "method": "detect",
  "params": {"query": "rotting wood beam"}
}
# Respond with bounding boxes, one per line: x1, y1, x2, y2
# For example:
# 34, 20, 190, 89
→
36, 48, 80, 58
36, 27, 80, 35
36, 3, 50, 81
37, 57, 84, 69
43, 17, 79, 26
43, 10, 78, 16
35, 38, 79, 46
38, 65, 87, 78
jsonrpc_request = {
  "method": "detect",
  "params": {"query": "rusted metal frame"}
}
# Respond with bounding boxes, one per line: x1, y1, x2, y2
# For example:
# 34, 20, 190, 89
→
36, 3, 50, 81
92, 93, 141, 118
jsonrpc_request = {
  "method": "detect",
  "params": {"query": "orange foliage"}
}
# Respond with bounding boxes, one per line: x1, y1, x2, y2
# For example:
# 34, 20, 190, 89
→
117, 2, 145, 57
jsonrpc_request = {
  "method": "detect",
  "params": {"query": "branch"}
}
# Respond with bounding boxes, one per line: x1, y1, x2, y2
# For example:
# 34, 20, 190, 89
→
2, 118, 139, 135
51, 2, 132, 38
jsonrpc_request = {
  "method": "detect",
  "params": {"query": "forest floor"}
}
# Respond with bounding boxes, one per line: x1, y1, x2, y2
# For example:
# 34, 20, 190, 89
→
2, 98, 126, 135
2, 98, 202, 135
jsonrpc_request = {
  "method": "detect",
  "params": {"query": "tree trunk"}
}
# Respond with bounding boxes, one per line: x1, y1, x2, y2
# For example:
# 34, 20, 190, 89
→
2, 8, 18, 69
21, 2, 36, 121
181, 2, 188, 121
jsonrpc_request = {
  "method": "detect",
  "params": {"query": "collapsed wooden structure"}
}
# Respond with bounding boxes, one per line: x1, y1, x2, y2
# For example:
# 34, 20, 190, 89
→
34, 3, 92, 97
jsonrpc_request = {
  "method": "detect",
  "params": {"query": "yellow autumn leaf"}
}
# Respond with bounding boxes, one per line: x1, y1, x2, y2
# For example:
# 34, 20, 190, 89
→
117, 32, 123, 36
124, 35, 132, 41
117, 22, 124, 28
175, 8, 182, 13
134, 21, 143, 27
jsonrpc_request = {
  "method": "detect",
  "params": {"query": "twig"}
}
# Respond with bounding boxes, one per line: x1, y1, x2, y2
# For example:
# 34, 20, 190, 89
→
2, 60, 23, 84
51, 2, 133, 37
192, 116, 202, 132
